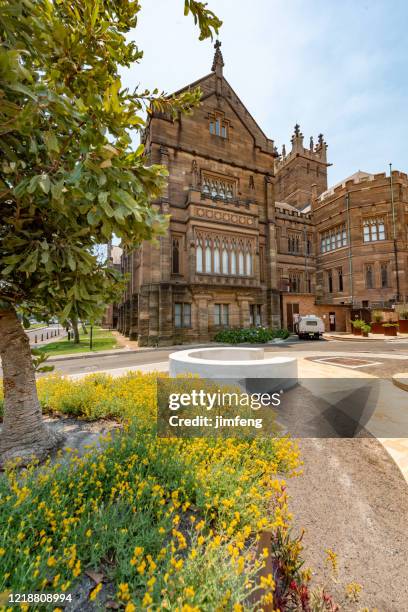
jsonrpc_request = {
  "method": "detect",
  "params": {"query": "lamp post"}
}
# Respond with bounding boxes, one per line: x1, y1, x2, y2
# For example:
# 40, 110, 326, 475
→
389, 163, 400, 303
89, 325, 93, 351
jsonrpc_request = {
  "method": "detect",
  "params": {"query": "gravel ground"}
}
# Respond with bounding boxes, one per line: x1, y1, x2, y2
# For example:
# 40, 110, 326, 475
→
286, 437, 408, 611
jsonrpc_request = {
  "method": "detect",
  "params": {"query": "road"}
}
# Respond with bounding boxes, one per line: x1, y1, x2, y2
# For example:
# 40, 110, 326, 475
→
47, 337, 408, 376
26, 323, 67, 347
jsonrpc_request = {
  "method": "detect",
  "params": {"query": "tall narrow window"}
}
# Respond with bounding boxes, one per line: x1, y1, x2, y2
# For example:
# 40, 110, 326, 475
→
328, 270, 333, 293
214, 304, 229, 326
250, 304, 262, 327
172, 236, 180, 274
238, 250, 244, 275
259, 246, 265, 282
222, 241, 229, 274
231, 248, 237, 275
214, 240, 220, 273
381, 263, 388, 288
365, 264, 374, 289
246, 251, 252, 276
196, 239, 203, 273
338, 268, 343, 292
174, 303, 191, 328
174, 303, 182, 328
205, 239, 211, 272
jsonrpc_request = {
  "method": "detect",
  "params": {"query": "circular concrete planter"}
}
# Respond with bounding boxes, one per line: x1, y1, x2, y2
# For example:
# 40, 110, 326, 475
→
169, 347, 298, 393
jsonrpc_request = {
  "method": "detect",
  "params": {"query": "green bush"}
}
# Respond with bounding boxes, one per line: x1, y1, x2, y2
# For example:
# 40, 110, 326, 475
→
351, 319, 365, 329
214, 327, 290, 344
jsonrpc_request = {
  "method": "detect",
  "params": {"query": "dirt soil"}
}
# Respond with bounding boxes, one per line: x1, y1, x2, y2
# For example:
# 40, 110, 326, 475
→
285, 437, 408, 611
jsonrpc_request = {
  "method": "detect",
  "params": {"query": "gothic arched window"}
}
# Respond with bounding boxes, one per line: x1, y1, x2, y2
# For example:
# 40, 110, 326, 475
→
246, 251, 252, 276
230, 243, 237, 275
205, 239, 212, 272
238, 245, 244, 276
222, 241, 229, 273
196, 237, 203, 273
172, 236, 180, 274
214, 240, 220, 273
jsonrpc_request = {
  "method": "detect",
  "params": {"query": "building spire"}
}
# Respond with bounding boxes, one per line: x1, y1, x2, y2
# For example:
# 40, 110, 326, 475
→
211, 40, 224, 77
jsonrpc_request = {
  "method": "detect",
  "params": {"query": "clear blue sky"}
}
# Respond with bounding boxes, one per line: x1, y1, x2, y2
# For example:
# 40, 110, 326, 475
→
120, 0, 407, 185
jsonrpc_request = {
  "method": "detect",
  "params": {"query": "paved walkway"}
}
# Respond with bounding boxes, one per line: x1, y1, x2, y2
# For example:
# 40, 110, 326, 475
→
327, 332, 408, 341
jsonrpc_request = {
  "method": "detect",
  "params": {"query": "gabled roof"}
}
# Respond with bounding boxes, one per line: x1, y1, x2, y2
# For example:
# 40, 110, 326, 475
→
170, 42, 275, 155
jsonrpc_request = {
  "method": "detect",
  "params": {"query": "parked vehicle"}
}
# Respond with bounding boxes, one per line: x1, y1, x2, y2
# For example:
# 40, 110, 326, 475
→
295, 314, 324, 340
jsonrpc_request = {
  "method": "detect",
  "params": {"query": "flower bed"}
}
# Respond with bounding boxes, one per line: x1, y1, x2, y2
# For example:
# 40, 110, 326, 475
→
0, 373, 341, 609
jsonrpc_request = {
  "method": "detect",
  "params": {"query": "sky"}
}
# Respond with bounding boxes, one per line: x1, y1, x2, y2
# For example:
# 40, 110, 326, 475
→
120, 0, 408, 186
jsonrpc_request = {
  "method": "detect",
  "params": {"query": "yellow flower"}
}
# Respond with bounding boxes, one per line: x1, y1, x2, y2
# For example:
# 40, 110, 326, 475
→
184, 586, 195, 598
125, 604, 136, 612
89, 583, 102, 601
259, 573, 275, 590
346, 582, 363, 602
47, 556, 57, 567
73, 559, 81, 577
118, 582, 130, 602
0, 548, 5, 556
325, 548, 338, 575
142, 592, 153, 606
86, 529, 92, 537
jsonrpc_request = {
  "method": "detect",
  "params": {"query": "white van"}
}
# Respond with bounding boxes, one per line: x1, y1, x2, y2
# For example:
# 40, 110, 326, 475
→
294, 314, 325, 340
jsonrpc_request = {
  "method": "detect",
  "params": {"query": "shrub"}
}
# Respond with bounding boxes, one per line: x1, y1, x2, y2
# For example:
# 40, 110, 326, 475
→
372, 310, 383, 323
361, 324, 371, 334
214, 327, 290, 344
350, 319, 365, 329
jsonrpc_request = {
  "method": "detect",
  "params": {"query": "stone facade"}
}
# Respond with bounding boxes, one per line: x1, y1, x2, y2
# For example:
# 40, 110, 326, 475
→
117, 44, 408, 345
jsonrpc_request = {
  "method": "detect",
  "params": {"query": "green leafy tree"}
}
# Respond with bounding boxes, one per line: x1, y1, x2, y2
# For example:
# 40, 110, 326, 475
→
0, 0, 221, 465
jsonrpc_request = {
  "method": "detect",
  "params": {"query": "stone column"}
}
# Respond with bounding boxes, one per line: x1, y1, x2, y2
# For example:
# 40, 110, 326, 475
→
138, 287, 150, 346
237, 297, 250, 328
197, 296, 211, 341
158, 283, 173, 346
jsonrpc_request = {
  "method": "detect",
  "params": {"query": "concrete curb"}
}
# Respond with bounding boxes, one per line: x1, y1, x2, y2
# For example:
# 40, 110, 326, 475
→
46, 339, 297, 362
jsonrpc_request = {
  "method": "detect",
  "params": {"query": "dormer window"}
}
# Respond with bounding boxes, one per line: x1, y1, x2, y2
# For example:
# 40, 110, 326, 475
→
209, 112, 229, 138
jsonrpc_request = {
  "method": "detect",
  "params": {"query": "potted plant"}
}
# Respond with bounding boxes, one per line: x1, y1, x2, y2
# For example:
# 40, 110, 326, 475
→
398, 310, 408, 334
383, 322, 399, 337
351, 319, 364, 336
361, 323, 371, 338
371, 311, 384, 334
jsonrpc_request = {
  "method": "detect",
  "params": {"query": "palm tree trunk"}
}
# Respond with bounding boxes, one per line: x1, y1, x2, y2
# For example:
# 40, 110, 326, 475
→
0, 306, 63, 467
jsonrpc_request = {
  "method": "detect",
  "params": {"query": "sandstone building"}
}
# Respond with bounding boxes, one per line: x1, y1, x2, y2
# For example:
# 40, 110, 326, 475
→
117, 43, 408, 345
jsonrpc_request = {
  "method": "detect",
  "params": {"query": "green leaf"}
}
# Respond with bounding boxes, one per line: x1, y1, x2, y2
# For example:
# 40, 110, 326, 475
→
39, 174, 51, 194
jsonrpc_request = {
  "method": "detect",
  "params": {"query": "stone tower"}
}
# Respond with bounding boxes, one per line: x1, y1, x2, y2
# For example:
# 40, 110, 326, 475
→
274, 125, 329, 209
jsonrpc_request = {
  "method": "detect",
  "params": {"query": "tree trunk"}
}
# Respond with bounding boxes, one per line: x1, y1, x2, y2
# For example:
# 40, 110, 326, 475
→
0, 306, 63, 467
70, 316, 80, 343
